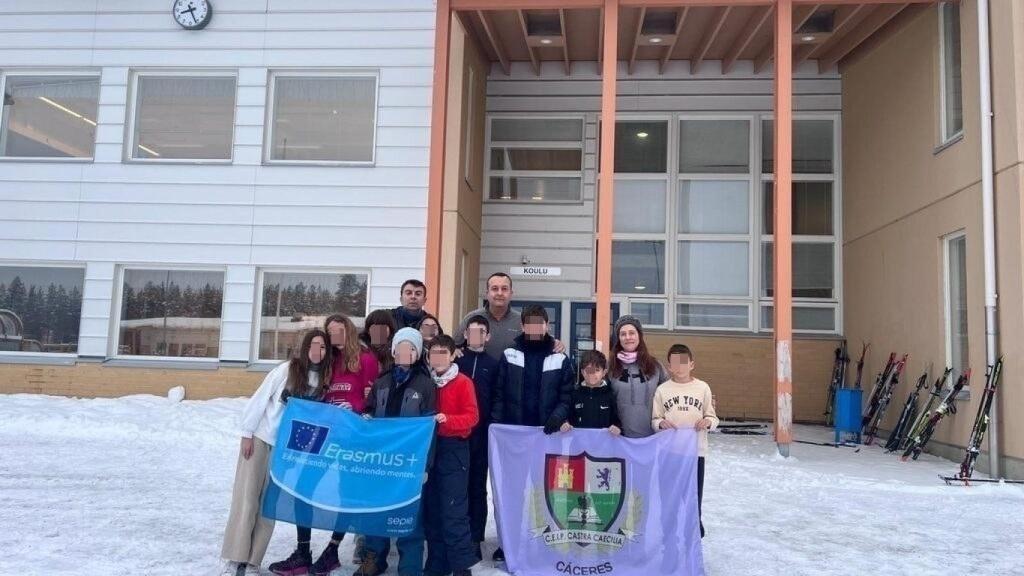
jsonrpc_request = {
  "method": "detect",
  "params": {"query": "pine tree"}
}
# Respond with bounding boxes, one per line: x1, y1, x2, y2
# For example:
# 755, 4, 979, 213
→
0, 282, 8, 309
7, 276, 27, 312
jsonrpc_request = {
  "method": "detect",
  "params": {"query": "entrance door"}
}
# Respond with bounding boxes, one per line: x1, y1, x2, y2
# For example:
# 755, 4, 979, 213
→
569, 302, 620, 366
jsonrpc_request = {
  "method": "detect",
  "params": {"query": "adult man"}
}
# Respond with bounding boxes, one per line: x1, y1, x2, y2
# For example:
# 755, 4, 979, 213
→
454, 273, 565, 360
392, 279, 429, 330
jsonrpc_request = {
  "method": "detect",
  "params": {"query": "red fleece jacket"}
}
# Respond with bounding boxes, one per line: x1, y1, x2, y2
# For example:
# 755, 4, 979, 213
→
437, 372, 479, 438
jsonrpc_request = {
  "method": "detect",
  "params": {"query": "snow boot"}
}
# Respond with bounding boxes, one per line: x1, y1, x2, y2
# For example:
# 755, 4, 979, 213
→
269, 548, 313, 576
311, 542, 341, 576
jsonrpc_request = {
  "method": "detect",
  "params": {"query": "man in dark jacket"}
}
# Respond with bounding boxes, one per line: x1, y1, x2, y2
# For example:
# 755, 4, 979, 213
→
358, 328, 436, 576
454, 315, 498, 558
391, 279, 430, 330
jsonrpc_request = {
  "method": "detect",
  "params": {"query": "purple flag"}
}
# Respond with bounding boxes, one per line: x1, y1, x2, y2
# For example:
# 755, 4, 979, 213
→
489, 425, 704, 576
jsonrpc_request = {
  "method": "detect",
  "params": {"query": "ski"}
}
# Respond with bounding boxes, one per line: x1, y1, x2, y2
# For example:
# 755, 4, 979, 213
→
901, 369, 971, 461
903, 368, 952, 452
862, 353, 896, 431
885, 371, 928, 452
954, 358, 1004, 481
939, 474, 1024, 486
864, 354, 908, 445
852, 342, 870, 390
824, 340, 850, 426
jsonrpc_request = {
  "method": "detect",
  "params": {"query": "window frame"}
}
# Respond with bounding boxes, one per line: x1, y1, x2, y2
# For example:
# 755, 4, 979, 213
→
110, 264, 226, 363
942, 231, 968, 380
484, 113, 586, 205
263, 69, 380, 167
625, 298, 668, 330
0, 261, 86, 360
124, 69, 239, 164
0, 70, 101, 163
938, 2, 964, 146
250, 267, 372, 363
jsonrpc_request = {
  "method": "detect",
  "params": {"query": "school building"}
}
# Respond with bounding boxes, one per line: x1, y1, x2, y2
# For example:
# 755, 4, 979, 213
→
0, 0, 1020, 478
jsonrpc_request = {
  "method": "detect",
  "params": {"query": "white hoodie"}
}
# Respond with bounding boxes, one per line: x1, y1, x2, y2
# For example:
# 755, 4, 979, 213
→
239, 361, 319, 446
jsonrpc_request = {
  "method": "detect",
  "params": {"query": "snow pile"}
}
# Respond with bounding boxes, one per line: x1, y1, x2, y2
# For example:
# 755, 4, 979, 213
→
0, 394, 1021, 576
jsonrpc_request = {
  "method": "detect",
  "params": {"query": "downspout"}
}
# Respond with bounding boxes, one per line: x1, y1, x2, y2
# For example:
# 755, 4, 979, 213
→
976, 0, 1000, 477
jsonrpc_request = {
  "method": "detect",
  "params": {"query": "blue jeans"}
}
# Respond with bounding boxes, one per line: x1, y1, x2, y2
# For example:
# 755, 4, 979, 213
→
363, 522, 425, 576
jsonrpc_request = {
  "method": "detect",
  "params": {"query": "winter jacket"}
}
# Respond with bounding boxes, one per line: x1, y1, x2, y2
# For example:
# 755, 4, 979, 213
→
609, 360, 668, 438
239, 361, 320, 446
435, 372, 479, 438
456, 348, 499, 434
322, 349, 379, 413
652, 378, 720, 457
392, 306, 427, 330
492, 334, 574, 433
565, 382, 621, 432
365, 367, 437, 419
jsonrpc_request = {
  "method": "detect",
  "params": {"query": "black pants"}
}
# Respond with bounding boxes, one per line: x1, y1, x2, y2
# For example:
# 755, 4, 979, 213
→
467, 429, 489, 544
297, 526, 344, 547
697, 457, 705, 538
424, 437, 477, 573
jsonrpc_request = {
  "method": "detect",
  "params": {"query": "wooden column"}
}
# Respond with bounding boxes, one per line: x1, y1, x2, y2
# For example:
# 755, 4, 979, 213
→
773, 0, 794, 456
425, 0, 452, 310
595, 0, 619, 352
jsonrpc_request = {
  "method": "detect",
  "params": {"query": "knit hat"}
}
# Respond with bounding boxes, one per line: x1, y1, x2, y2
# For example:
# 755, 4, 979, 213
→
392, 327, 424, 358
613, 315, 644, 341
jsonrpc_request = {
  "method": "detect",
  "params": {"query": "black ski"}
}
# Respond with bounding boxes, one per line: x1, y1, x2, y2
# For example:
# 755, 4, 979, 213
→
885, 371, 929, 452
824, 340, 850, 426
954, 357, 1003, 481
903, 368, 952, 453
939, 474, 1024, 486
852, 342, 869, 390
862, 353, 896, 431
864, 354, 908, 445
901, 369, 971, 461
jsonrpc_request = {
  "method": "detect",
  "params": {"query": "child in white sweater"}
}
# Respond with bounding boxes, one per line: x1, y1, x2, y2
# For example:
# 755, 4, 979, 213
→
652, 344, 718, 538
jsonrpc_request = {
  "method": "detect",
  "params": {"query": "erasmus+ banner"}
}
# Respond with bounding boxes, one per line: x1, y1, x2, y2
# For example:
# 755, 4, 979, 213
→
262, 399, 435, 537
489, 425, 704, 576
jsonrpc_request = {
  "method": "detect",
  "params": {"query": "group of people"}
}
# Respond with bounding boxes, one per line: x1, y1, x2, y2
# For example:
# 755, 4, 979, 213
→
219, 273, 719, 576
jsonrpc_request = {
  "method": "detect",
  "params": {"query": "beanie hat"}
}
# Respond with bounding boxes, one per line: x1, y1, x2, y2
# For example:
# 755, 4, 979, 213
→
613, 315, 644, 341
392, 327, 424, 358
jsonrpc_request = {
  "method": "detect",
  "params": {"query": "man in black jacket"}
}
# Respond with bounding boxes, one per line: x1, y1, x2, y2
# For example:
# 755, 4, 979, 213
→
490, 305, 575, 563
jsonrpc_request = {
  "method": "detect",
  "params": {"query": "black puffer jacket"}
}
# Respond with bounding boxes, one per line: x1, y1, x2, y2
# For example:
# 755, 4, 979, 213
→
492, 334, 574, 433
567, 382, 621, 431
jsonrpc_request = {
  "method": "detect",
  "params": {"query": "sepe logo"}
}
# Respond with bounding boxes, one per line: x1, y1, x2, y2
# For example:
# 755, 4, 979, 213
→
532, 452, 638, 550
287, 420, 330, 455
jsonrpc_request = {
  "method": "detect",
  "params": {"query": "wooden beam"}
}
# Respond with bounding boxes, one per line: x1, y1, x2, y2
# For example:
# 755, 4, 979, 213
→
723, 5, 772, 74
622, 0, 767, 6
595, 0, 618, 354
818, 3, 908, 72
798, 4, 866, 65
658, 6, 689, 74
476, 11, 511, 75
597, 7, 604, 75
516, 9, 540, 76
425, 0, 452, 314
453, 0, 601, 10
773, 0, 794, 456
691, 6, 731, 74
753, 3, 818, 73
628, 7, 646, 75
559, 8, 571, 75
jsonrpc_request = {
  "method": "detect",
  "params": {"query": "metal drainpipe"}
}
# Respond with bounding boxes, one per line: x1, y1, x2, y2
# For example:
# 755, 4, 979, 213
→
976, 0, 1000, 478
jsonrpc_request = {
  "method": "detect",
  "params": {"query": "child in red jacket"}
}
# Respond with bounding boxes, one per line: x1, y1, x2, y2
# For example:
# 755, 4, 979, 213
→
424, 334, 479, 576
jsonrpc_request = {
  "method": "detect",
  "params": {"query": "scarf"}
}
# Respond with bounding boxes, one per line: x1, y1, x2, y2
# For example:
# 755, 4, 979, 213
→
398, 306, 425, 327
432, 364, 460, 388
617, 351, 638, 365
392, 365, 413, 386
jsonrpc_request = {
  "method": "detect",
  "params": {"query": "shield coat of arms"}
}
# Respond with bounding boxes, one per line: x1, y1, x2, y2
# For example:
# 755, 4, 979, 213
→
544, 452, 626, 536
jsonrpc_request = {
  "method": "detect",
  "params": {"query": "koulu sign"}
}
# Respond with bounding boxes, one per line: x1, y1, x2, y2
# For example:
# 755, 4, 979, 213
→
511, 266, 562, 277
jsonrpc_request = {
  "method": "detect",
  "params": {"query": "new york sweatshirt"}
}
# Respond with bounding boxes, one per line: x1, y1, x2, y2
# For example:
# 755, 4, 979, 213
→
651, 378, 719, 457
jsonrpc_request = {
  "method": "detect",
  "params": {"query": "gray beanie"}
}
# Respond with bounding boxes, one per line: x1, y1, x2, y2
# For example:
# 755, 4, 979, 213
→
613, 315, 644, 341
391, 327, 424, 357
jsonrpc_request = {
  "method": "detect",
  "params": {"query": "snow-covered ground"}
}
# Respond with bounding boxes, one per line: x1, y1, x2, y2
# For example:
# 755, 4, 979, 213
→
1, 394, 1021, 576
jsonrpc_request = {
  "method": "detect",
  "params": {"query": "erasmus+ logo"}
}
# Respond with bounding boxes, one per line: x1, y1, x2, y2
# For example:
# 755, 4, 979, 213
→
287, 420, 330, 454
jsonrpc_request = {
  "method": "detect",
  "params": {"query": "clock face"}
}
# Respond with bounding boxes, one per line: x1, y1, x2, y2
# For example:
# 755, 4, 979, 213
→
172, 0, 213, 30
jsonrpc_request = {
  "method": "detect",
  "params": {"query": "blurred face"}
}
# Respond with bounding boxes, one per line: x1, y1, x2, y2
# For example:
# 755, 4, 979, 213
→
428, 346, 454, 373
486, 276, 513, 309
668, 353, 695, 381
308, 336, 327, 364
618, 325, 640, 353
464, 323, 490, 350
368, 324, 390, 346
401, 284, 426, 311
393, 341, 418, 367
523, 318, 547, 341
326, 320, 346, 349
419, 319, 439, 340
582, 365, 607, 387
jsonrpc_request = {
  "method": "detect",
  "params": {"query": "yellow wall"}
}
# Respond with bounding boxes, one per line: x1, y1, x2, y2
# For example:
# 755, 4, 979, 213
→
842, 1, 1024, 475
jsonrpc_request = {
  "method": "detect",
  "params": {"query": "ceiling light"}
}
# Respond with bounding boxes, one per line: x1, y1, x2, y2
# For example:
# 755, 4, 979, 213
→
634, 284, 647, 291
650, 37, 663, 44
38, 96, 97, 126
801, 35, 816, 43
137, 144, 161, 157
636, 132, 649, 139
540, 38, 553, 45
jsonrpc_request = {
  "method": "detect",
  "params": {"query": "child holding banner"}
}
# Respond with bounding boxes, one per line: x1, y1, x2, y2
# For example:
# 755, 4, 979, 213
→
424, 335, 479, 576
220, 329, 331, 576
358, 327, 437, 576
652, 344, 719, 538
555, 350, 622, 436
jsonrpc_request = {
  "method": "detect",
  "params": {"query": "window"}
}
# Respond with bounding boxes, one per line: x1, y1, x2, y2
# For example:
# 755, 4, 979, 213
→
258, 270, 369, 361
762, 119, 833, 174
487, 117, 584, 202
760, 305, 836, 332
117, 269, 224, 359
616, 121, 668, 173
614, 180, 666, 233
679, 119, 749, 173
129, 73, 236, 160
677, 303, 749, 329
944, 233, 968, 378
939, 2, 963, 142
612, 240, 665, 295
267, 72, 377, 164
0, 266, 84, 354
629, 301, 666, 328
0, 74, 99, 159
